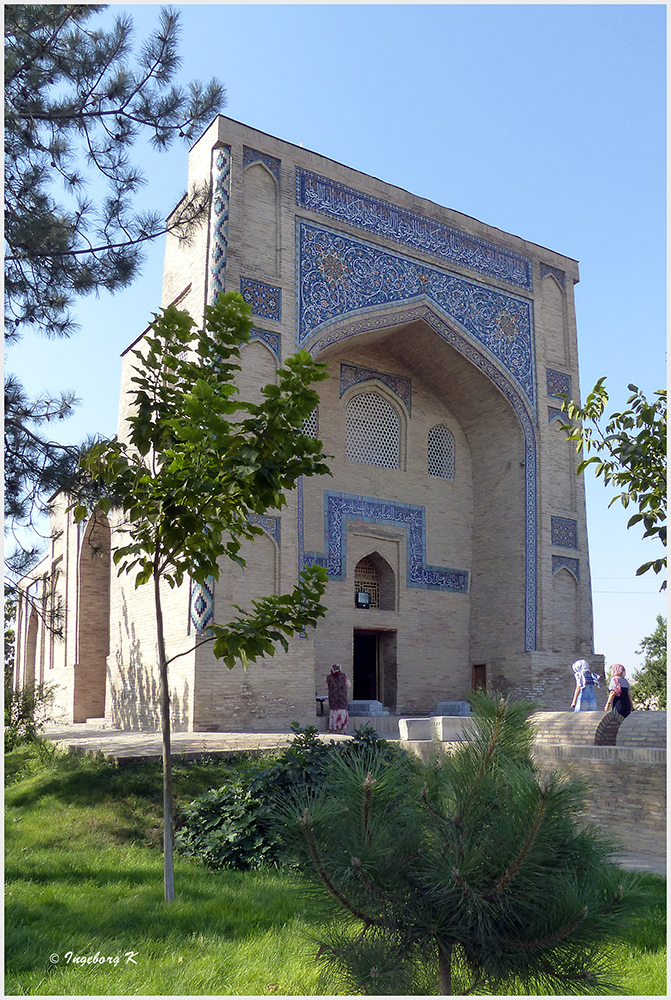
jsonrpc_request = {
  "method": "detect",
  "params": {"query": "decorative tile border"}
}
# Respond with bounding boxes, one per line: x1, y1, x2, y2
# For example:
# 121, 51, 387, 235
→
303, 491, 468, 592
339, 363, 411, 413
250, 328, 280, 359
296, 168, 533, 291
546, 368, 571, 399
243, 146, 281, 184
208, 144, 231, 302
248, 514, 280, 545
540, 262, 565, 289
240, 278, 282, 321
548, 406, 564, 424
189, 576, 215, 634
551, 516, 578, 549
552, 555, 579, 580
297, 221, 536, 408
296, 300, 538, 651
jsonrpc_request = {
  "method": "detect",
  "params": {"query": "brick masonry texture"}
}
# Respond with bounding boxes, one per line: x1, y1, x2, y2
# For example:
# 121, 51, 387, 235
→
15, 117, 606, 731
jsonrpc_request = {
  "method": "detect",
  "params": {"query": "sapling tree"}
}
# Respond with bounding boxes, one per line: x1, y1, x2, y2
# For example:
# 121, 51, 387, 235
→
74, 291, 331, 901
561, 379, 666, 587
276, 691, 637, 995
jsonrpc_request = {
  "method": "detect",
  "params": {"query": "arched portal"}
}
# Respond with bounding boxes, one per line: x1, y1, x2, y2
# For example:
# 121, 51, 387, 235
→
75, 511, 111, 722
300, 299, 537, 654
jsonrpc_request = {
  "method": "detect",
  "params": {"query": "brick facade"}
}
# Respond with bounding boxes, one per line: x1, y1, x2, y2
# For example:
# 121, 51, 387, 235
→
14, 117, 605, 729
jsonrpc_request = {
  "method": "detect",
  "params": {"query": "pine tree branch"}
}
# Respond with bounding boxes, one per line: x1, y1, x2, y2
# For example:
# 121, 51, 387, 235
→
501, 906, 587, 951
484, 788, 547, 899
300, 808, 383, 927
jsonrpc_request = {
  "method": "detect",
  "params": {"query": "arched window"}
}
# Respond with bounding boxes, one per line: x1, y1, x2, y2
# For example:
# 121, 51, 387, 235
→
428, 424, 455, 480
346, 392, 400, 469
354, 557, 380, 609
303, 406, 318, 438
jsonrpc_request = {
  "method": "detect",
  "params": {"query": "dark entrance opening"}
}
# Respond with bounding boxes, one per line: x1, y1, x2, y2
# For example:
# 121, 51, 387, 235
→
353, 631, 378, 701
472, 663, 487, 691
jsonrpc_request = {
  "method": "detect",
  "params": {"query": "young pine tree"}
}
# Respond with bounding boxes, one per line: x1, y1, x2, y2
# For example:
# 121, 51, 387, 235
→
277, 691, 638, 995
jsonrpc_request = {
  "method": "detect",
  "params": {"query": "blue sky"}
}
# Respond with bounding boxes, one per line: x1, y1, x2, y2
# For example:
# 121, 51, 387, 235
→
9, 3, 666, 679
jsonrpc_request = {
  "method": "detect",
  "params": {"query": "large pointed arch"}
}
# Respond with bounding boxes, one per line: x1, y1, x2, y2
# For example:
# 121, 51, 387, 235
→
297, 297, 539, 650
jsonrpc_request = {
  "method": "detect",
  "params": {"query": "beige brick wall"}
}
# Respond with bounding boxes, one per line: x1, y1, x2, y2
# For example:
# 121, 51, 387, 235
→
15, 117, 605, 731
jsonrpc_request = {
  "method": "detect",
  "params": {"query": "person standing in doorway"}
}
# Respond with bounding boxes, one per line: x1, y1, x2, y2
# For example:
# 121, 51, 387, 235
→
570, 658, 600, 712
326, 663, 351, 733
604, 663, 634, 719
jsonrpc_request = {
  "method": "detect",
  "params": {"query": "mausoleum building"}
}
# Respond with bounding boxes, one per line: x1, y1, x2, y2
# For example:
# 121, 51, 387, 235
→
13, 117, 605, 730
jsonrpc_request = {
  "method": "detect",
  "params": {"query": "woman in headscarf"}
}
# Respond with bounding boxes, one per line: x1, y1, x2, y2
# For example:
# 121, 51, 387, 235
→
325, 663, 351, 733
604, 663, 634, 718
570, 658, 600, 712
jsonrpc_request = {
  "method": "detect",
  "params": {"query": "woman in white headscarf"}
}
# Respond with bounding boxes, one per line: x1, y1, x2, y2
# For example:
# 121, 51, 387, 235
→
570, 658, 600, 711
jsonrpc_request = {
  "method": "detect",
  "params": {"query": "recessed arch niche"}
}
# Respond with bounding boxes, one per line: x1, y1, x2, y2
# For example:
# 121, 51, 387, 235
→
75, 511, 111, 722
300, 299, 537, 653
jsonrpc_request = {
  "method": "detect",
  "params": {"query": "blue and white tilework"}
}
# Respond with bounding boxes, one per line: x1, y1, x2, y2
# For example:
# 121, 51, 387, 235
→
339, 363, 411, 414
546, 369, 571, 400
303, 491, 468, 592
250, 328, 281, 359
552, 555, 579, 580
189, 576, 215, 635
551, 516, 578, 549
296, 169, 533, 291
548, 406, 564, 424
297, 221, 535, 409
208, 145, 231, 302
240, 278, 282, 321
248, 513, 280, 545
243, 146, 281, 184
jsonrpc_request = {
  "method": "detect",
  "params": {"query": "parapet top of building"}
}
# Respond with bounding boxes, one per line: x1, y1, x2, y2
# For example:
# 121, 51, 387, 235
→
180, 114, 579, 287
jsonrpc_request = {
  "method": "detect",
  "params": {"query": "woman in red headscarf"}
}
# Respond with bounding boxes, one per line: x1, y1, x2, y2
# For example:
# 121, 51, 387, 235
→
326, 663, 351, 733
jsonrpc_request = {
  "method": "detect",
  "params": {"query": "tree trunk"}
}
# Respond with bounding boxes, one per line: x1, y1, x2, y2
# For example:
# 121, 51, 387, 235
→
154, 564, 175, 902
438, 942, 452, 995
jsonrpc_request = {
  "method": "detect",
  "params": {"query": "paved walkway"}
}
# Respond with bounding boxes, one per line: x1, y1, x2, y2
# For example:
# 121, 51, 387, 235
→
43, 723, 666, 878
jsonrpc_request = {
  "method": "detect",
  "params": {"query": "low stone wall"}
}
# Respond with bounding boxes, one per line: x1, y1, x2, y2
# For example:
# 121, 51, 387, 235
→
397, 710, 666, 863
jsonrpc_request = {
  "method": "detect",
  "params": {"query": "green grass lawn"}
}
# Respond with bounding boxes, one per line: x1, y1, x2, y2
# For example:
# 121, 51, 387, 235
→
5, 742, 667, 996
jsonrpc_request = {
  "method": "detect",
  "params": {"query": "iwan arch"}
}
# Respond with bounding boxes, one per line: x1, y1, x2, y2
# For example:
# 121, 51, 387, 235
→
13, 118, 603, 729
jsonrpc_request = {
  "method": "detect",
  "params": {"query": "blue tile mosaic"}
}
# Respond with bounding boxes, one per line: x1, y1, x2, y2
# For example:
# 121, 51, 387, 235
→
189, 576, 215, 634
248, 513, 280, 545
303, 491, 468, 592
339, 363, 411, 413
548, 406, 564, 424
208, 145, 231, 302
243, 146, 281, 184
250, 328, 280, 359
240, 278, 282, 321
296, 168, 533, 291
295, 298, 538, 651
297, 221, 536, 409
551, 516, 578, 549
540, 262, 565, 289
552, 555, 579, 580
546, 369, 571, 399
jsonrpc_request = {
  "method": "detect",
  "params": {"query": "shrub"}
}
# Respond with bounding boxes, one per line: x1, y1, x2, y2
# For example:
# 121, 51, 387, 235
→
175, 723, 413, 871
4, 681, 56, 750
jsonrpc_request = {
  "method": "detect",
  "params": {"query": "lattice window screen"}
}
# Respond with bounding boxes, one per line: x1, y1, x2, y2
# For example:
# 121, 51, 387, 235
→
346, 392, 400, 468
303, 407, 318, 437
428, 424, 455, 480
354, 558, 380, 608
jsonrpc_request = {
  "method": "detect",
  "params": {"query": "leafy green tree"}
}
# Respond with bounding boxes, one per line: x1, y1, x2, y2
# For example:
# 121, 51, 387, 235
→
74, 291, 331, 901
277, 691, 637, 995
631, 615, 666, 710
5, 594, 18, 689
4, 4, 225, 554
561, 380, 666, 586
